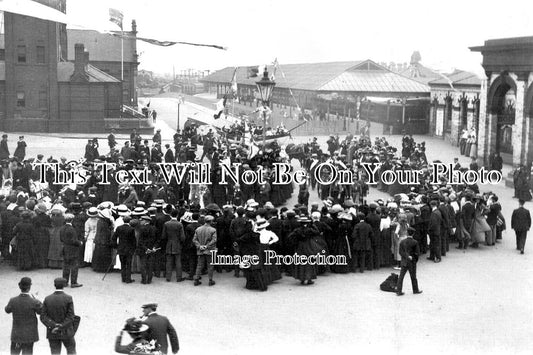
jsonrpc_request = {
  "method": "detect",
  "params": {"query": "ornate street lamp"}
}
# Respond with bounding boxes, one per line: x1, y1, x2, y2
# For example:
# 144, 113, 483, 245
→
256, 67, 276, 149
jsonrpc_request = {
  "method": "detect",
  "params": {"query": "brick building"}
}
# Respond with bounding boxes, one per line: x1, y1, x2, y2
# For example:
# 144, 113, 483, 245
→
0, 1, 145, 133
401, 62, 481, 146
471, 36, 533, 166
67, 24, 139, 107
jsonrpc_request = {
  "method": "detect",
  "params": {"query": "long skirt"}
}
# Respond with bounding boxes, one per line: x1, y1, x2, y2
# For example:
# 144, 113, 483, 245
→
243, 269, 268, 291
16, 238, 35, 271
293, 262, 317, 282
261, 245, 281, 284
34, 231, 50, 268
92, 244, 113, 272
330, 236, 352, 273
381, 228, 393, 267
48, 228, 63, 269
84, 239, 95, 263
471, 217, 490, 243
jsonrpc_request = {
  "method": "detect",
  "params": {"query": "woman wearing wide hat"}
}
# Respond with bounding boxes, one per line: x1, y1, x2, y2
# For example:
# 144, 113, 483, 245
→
83, 207, 99, 266
12, 210, 36, 271
237, 215, 268, 291
254, 217, 282, 284
92, 208, 115, 272
288, 215, 320, 285
115, 318, 161, 354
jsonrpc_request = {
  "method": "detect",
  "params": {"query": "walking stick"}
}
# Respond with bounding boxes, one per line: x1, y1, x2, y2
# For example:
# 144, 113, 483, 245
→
102, 258, 115, 281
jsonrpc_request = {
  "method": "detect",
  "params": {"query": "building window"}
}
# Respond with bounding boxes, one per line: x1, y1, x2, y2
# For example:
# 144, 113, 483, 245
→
39, 91, 47, 108
16, 91, 25, 107
36, 46, 45, 64
0, 49, 5, 61
17, 45, 26, 63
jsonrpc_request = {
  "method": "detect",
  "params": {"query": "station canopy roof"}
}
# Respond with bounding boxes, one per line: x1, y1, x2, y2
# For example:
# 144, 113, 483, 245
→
428, 69, 481, 87
202, 59, 429, 94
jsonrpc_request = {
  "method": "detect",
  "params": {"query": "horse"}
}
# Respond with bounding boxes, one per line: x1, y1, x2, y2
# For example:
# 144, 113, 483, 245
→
285, 143, 310, 168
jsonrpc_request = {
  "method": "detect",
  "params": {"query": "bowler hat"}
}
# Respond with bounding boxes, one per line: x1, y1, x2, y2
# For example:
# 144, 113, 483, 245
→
19, 277, 32, 288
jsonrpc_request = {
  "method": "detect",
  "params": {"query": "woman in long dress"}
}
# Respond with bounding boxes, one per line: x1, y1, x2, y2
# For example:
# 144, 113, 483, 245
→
289, 215, 320, 285
32, 203, 51, 268
13, 211, 35, 270
91, 208, 115, 272
330, 212, 353, 273
48, 209, 64, 269
237, 219, 268, 291
470, 199, 490, 247
391, 212, 409, 270
84, 207, 99, 265
255, 217, 282, 284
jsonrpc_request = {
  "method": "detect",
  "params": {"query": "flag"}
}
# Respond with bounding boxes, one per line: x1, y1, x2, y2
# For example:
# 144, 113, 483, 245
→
109, 8, 123, 29
230, 68, 238, 95
213, 98, 226, 119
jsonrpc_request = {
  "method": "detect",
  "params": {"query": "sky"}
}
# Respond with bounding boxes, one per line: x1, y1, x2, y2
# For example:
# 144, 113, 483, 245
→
64, 0, 533, 77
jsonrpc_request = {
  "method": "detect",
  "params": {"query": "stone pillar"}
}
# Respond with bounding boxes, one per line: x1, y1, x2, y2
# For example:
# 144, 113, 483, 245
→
478, 78, 489, 165
514, 78, 526, 166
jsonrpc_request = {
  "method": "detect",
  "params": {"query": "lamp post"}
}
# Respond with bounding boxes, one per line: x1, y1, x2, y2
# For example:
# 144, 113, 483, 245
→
255, 67, 276, 150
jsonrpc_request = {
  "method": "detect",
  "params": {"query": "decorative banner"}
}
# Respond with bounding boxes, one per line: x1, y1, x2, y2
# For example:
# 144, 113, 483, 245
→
114, 33, 227, 50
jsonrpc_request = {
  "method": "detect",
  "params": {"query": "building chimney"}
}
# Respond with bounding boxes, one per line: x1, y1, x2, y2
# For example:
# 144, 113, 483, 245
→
71, 43, 89, 82
132, 19, 137, 34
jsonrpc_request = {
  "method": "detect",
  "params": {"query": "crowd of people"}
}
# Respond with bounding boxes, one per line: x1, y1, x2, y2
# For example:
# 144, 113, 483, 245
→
0, 123, 524, 296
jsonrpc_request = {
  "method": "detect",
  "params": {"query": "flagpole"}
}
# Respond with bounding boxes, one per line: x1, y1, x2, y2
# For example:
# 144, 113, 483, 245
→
121, 28, 124, 81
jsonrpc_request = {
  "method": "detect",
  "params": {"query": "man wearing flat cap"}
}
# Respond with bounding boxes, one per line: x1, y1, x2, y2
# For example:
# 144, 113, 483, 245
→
40, 278, 78, 354
5, 277, 43, 355
141, 303, 179, 354
192, 215, 217, 286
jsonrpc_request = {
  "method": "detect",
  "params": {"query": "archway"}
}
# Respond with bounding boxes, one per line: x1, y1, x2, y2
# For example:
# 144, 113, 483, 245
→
487, 73, 517, 156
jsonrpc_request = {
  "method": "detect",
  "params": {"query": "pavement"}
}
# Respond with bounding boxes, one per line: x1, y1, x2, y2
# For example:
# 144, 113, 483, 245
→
0, 95, 530, 355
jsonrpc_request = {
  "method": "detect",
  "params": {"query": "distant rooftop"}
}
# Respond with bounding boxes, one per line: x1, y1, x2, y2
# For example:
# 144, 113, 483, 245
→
57, 62, 121, 82
202, 60, 429, 93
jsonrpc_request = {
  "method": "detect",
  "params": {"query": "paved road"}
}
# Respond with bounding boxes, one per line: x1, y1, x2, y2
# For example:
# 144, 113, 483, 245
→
0, 96, 530, 355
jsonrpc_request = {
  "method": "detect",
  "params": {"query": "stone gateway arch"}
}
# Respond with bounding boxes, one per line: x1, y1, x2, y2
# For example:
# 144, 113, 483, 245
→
471, 37, 533, 167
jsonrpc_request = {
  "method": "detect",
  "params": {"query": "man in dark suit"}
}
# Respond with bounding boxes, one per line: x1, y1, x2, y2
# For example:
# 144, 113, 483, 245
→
427, 200, 442, 263
396, 227, 423, 296
112, 216, 137, 283
137, 216, 158, 284
352, 213, 373, 273
5, 277, 42, 355
163, 209, 186, 282
511, 199, 531, 254
164, 144, 175, 163
141, 303, 179, 354
60, 214, 83, 288
365, 204, 382, 269
40, 278, 77, 355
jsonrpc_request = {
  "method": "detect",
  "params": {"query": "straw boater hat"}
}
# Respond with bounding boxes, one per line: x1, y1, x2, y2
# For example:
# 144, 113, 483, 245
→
246, 199, 259, 209
297, 214, 312, 223
180, 211, 194, 223
86, 207, 98, 217
131, 207, 146, 216
98, 208, 113, 220
329, 204, 344, 214
123, 318, 149, 334
116, 204, 130, 217
254, 217, 270, 231
153, 199, 164, 208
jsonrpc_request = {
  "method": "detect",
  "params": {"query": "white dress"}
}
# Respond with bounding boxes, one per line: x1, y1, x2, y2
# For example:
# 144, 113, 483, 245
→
84, 217, 98, 263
